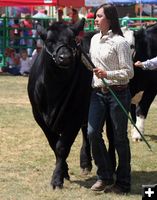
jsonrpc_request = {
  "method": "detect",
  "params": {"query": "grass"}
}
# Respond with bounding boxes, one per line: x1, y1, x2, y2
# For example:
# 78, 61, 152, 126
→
0, 75, 157, 200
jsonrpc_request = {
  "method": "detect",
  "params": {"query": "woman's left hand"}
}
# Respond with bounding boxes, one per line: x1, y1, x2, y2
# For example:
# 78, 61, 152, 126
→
93, 67, 107, 79
134, 61, 143, 68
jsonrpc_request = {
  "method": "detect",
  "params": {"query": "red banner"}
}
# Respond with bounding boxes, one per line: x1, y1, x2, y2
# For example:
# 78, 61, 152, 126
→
58, 0, 84, 7
0, 0, 85, 7
0, 0, 56, 6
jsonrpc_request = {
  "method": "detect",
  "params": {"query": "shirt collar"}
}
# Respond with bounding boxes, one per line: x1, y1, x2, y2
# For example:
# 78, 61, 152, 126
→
99, 30, 114, 40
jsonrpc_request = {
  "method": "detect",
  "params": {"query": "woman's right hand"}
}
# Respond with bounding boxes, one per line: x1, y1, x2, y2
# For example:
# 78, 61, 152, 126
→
93, 67, 107, 79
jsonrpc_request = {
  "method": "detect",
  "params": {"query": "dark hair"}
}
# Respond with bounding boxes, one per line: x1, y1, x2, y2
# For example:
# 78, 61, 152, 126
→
94, 4, 123, 36
14, 19, 19, 24
72, 8, 78, 15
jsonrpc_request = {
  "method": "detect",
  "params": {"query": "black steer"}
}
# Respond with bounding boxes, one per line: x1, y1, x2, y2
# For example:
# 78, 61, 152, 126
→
27, 19, 93, 189
130, 23, 157, 140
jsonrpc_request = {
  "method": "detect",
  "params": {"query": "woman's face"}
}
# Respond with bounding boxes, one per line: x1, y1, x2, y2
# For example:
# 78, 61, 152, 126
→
94, 7, 110, 34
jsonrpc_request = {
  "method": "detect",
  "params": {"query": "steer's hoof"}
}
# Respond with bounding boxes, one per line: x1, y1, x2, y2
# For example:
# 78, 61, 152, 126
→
52, 183, 63, 190
64, 172, 70, 181
132, 137, 142, 142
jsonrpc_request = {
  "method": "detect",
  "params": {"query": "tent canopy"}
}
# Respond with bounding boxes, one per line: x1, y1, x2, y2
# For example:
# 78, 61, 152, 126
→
1, 0, 157, 7
107, 0, 157, 4
0, 0, 57, 6
0, 0, 85, 7
137, 0, 157, 3
85, 0, 157, 7
108, 0, 136, 4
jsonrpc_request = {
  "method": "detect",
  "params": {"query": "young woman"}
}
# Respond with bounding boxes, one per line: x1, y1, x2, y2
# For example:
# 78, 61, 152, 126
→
87, 4, 134, 194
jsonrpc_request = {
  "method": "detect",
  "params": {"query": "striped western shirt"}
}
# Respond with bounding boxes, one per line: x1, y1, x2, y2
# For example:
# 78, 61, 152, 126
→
89, 30, 134, 88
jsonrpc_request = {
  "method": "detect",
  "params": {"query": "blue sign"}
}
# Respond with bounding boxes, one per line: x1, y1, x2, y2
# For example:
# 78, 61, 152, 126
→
137, 0, 157, 3
85, 0, 157, 7
107, 0, 136, 4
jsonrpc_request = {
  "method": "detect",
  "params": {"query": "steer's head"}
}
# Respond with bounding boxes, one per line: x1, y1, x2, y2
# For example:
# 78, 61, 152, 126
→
134, 23, 157, 62
37, 19, 85, 69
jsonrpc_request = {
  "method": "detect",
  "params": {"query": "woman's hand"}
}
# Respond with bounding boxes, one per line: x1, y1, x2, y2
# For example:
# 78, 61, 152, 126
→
134, 61, 144, 68
93, 67, 107, 79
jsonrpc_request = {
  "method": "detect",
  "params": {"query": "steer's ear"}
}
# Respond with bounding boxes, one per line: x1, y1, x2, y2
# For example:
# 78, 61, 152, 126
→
70, 18, 85, 36
36, 23, 47, 41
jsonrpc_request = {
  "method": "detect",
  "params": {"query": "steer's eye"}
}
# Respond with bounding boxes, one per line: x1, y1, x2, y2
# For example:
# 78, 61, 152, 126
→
70, 39, 76, 47
46, 37, 56, 44
46, 39, 55, 48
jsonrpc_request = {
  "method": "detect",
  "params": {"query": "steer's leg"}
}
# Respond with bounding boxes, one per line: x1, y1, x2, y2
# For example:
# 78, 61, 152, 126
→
137, 89, 157, 118
80, 124, 92, 175
51, 140, 70, 189
51, 126, 80, 189
131, 115, 145, 141
33, 111, 71, 187
131, 89, 157, 141
32, 109, 60, 151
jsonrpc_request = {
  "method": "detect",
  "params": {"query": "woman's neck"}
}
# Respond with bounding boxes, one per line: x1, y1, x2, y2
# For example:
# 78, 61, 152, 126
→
101, 28, 110, 36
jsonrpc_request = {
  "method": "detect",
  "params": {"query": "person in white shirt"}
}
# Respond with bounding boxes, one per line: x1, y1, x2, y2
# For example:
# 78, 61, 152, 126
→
87, 4, 134, 194
31, 39, 43, 66
134, 56, 157, 70
19, 49, 32, 76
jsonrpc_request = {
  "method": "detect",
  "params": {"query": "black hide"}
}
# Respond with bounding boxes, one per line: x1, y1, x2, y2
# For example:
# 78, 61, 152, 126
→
130, 23, 157, 120
27, 19, 93, 189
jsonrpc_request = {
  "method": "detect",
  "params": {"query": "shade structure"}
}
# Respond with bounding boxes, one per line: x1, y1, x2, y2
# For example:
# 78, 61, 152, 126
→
85, 0, 157, 7
0, 0, 57, 6
85, 0, 137, 7
137, 0, 157, 3
0, 0, 85, 7
107, 0, 136, 4
32, 12, 49, 18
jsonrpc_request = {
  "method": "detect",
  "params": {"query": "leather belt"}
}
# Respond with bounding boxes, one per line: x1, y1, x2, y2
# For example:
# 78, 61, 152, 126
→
94, 84, 128, 93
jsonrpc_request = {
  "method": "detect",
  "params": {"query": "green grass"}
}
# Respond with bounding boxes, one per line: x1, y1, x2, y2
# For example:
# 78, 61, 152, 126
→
0, 75, 157, 200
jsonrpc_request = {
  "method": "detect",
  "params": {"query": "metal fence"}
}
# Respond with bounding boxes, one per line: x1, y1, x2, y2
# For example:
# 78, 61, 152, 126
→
0, 16, 95, 67
1, 16, 157, 67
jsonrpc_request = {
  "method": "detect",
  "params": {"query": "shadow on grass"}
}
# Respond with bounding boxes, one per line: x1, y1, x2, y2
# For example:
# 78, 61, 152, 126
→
145, 134, 157, 143
0, 73, 13, 76
131, 171, 157, 194
72, 171, 157, 195
70, 175, 96, 189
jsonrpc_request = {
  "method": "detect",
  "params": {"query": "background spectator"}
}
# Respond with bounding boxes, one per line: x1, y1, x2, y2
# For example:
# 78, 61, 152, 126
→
0, 47, 20, 75
19, 49, 32, 76
31, 39, 43, 66
10, 18, 21, 53
86, 8, 94, 19
121, 13, 134, 27
58, 8, 64, 22
19, 20, 27, 48
23, 14, 33, 56
69, 8, 79, 24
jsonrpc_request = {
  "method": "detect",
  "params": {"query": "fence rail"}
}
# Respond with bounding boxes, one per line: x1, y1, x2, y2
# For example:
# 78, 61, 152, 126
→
1, 16, 157, 67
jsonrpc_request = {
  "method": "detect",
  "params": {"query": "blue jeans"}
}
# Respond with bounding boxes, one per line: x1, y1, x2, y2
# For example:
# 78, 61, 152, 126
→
7, 67, 21, 75
87, 87, 131, 190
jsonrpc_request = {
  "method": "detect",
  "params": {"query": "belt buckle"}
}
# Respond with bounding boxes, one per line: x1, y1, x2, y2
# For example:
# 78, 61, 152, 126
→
101, 86, 109, 93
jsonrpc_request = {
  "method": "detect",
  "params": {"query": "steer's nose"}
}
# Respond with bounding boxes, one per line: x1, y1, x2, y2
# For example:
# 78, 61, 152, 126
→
58, 54, 72, 64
